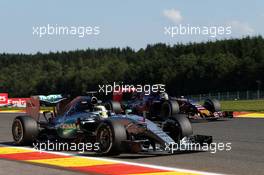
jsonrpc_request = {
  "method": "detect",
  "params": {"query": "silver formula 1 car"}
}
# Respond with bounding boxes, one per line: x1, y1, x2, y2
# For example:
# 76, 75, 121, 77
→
12, 95, 212, 155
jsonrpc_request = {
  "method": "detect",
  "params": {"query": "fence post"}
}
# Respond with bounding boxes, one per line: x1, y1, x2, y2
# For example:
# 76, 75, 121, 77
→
257, 90, 260, 99
237, 91, 240, 100
246, 90, 249, 100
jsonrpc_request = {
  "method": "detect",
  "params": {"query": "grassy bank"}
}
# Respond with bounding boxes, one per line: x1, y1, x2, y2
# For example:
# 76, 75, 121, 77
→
221, 100, 264, 112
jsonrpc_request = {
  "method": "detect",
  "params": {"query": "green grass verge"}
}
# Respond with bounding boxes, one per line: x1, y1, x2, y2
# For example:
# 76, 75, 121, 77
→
221, 100, 264, 112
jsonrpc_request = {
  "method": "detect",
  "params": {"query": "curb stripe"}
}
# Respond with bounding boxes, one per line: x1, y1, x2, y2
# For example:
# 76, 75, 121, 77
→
0, 146, 222, 175
26, 157, 115, 167
0, 147, 33, 154
69, 164, 167, 175
0, 151, 69, 160
0, 110, 25, 113
233, 112, 264, 118
128, 172, 199, 175
0, 110, 46, 113
129, 171, 197, 175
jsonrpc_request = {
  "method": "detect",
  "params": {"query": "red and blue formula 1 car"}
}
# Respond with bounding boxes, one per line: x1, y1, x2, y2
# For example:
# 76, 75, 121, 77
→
111, 90, 225, 121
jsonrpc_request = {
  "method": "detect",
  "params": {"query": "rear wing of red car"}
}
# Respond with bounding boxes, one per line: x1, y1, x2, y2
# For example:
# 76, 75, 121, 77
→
26, 96, 40, 121
112, 87, 137, 102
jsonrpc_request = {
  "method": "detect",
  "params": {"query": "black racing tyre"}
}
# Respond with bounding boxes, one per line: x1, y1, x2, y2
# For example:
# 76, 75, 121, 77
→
203, 99, 221, 112
160, 100, 180, 119
96, 120, 127, 155
171, 114, 193, 138
105, 101, 122, 114
12, 116, 39, 146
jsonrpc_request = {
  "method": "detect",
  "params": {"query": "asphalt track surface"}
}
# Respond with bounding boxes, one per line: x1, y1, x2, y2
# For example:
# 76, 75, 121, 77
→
0, 113, 264, 175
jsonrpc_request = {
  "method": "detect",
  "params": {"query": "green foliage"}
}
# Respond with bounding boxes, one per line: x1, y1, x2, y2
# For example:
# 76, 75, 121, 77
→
0, 36, 264, 97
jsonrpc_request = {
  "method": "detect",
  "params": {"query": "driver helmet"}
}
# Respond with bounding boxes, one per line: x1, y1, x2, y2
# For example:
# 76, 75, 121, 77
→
91, 96, 98, 105
160, 92, 169, 100
94, 105, 108, 118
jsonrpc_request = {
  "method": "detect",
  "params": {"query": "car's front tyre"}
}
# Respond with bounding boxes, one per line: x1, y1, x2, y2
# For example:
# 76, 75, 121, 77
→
95, 120, 127, 155
163, 114, 193, 142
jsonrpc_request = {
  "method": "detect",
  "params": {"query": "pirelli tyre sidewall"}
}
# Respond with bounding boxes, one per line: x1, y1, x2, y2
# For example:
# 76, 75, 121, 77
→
12, 115, 39, 146
169, 114, 193, 141
96, 120, 127, 155
203, 99, 221, 112
105, 101, 122, 114
160, 100, 180, 119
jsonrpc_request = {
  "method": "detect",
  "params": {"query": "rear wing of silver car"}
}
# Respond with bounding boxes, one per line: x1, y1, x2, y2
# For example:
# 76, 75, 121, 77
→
26, 94, 66, 121
38, 94, 66, 106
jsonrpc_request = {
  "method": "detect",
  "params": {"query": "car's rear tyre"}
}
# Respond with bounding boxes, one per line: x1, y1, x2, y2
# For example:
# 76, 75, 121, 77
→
160, 100, 180, 119
164, 114, 193, 142
96, 120, 127, 155
12, 116, 39, 146
203, 99, 221, 112
105, 101, 122, 114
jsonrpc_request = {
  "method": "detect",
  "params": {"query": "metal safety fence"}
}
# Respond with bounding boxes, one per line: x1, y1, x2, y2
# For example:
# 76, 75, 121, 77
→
186, 90, 264, 101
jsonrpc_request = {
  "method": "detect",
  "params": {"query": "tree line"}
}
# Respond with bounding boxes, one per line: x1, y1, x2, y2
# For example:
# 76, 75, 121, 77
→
0, 36, 264, 97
